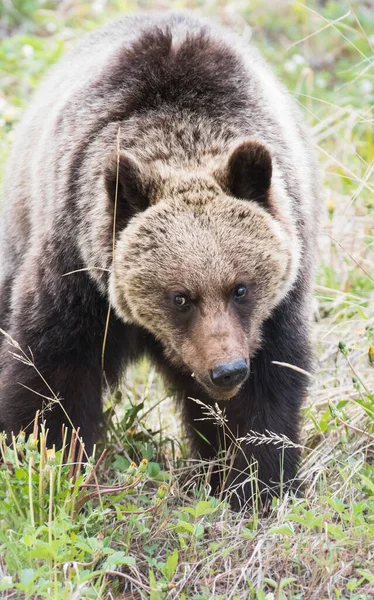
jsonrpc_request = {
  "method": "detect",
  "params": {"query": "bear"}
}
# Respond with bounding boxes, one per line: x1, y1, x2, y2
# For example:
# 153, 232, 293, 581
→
0, 11, 321, 508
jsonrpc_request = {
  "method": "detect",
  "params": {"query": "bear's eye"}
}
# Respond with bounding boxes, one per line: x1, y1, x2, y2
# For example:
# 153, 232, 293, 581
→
233, 285, 247, 300
174, 294, 190, 311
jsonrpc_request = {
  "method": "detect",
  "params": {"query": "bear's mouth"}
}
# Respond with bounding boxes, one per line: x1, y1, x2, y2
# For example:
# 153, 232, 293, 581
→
193, 370, 249, 402
204, 383, 242, 401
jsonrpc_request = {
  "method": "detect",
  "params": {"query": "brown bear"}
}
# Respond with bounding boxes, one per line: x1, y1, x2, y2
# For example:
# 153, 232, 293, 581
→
0, 12, 321, 508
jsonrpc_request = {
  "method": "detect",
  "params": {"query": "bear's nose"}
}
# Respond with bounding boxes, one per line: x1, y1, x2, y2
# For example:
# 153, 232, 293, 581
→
210, 359, 249, 389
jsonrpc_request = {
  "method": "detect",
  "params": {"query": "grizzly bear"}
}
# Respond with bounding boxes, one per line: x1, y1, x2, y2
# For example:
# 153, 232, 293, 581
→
0, 12, 321, 508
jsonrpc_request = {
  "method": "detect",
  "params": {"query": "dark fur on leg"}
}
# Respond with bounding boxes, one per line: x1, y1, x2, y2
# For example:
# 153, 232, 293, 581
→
0, 249, 141, 454
168, 285, 310, 511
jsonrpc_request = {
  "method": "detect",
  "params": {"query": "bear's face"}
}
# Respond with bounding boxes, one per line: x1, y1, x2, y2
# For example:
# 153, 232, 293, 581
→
110, 193, 294, 401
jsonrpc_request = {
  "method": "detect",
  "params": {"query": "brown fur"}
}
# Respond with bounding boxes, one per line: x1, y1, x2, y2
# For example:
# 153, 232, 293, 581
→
0, 12, 322, 508
109, 156, 294, 399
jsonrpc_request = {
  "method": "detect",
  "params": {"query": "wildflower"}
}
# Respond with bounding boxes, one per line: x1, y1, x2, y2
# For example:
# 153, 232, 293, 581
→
17, 430, 26, 445
369, 346, 374, 365
127, 462, 137, 476
46, 448, 56, 464
138, 458, 148, 474
155, 484, 168, 500
27, 437, 39, 453
338, 341, 347, 355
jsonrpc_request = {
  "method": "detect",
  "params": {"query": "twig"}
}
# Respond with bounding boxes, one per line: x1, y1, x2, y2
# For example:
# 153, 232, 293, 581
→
103, 571, 153, 593
335, 415, 374, 442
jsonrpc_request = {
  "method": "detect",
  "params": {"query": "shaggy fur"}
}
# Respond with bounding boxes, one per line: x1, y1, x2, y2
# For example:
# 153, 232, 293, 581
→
0, 12, 321, 508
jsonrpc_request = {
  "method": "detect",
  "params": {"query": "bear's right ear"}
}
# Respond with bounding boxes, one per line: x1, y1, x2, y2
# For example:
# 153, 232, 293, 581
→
104, 152, 150, 230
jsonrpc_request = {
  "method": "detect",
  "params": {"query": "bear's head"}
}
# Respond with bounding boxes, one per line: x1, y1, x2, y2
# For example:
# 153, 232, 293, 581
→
106, 140, 301, 400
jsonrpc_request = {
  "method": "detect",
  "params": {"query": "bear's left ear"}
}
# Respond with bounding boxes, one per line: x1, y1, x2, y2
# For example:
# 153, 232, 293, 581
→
104, 152, 150, 231
217, 140, 273, 209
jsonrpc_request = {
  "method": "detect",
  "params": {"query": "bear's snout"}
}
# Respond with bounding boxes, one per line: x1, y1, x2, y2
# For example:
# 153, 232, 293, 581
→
209, 358, 249, 389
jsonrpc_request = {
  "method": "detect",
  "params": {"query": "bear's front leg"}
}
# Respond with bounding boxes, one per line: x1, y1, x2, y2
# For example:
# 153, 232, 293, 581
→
0, 253, 129, 455
181, 289, 311, 510
1, 354, 103, 455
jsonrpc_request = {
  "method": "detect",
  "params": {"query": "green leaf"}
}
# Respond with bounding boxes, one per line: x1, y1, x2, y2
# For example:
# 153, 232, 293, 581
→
164, 548, 178, 581
149, 570, 163, 600
327, 497, 346, 513
23, 535, 34, 547
173, 521, 195, 534
241, 528, 256, 540
152, 470, 170, 482
144, 443, 154, 461
180, 506, 196, 517
263, 577, 277, 588
279, 577, 297, 588
113, 455, 130, 471
195, 500, 217, 518
357, 569, 374, 584
0, 579, 13, 592
103, 552, 136, 570
359, 474, 374, 495
29, 545, 56, 560
147, 462, 161, 478
20, 569, 35, 586
268, 523, 295, 536
347, 577, 365, 591
194, 523, 204, 538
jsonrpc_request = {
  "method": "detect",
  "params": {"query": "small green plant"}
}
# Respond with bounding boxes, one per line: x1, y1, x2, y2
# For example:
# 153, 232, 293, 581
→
0, 422, 170, 598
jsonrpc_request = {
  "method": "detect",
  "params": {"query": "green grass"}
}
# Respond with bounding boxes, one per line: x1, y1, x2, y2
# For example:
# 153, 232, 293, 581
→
0, 1, 373, 598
